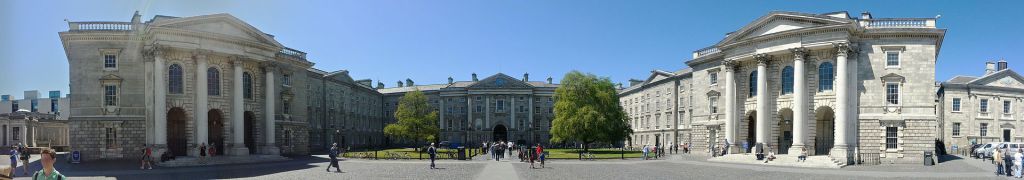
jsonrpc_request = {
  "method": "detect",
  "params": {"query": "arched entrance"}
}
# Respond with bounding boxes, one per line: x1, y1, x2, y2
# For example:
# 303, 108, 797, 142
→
814, 107, 835, 155
777, 108, 793, 154
167, 107, 188, 156
244, 111, 256, 154
208, 109, 225, 155
493, 125, 507, 142
742, 111, 757, 153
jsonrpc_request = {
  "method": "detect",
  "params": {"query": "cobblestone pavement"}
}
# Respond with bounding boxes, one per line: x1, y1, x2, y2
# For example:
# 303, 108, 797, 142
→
15, 153, 1008, 180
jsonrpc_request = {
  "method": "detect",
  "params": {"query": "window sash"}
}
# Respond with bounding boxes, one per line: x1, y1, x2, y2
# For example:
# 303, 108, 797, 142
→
1004, 101, 1012, 114
952, 98, 961, 112
104, 55, 117, 68
981, 99, 989, 112
981, 123, 988, 137
886, 83, 899, 105
952, 123, 961, 136
818, 63, 834, 91
885, 127, 898, 149
104, 85, 117, 106
886, 52, 900, 67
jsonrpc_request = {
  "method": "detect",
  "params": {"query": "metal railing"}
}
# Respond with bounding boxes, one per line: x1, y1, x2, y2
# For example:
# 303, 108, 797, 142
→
693, 46, 721, 59
279, 47, 307, 59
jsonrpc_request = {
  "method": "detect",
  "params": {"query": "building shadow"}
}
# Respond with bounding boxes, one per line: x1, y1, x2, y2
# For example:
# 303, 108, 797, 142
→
54, 154, 332, 179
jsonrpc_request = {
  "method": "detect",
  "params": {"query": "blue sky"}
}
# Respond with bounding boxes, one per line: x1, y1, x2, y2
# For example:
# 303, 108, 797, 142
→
1, 0, 1021, 98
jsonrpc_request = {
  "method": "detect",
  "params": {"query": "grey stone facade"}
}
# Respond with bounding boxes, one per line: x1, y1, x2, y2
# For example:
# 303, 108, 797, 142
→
938, 60, 1023, 153
621, 11, 944, 165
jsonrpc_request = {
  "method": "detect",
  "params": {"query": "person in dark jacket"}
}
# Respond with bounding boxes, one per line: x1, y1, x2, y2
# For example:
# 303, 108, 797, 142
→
428, 143, 437, 169
327, 143, 341, 172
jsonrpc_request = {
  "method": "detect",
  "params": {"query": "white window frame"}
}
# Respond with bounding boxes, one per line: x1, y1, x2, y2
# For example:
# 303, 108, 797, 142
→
104, 85, 118, 106
980, 99, 989, 113
980, 123, 989, 137
709, 96, 719, 114
885, 51, 900, 68
100, 49, 121, 71
885, 83, 900, 105
709, 71, 719, 86
951, 98, 961, 112
952, 122, 961, 137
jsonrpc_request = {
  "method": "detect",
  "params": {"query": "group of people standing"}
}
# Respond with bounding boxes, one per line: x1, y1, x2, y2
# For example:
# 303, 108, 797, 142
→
994, 148, 1024, 178
486, 141, 511, 161
7, 143, 31, 177
641, 144, 660, 160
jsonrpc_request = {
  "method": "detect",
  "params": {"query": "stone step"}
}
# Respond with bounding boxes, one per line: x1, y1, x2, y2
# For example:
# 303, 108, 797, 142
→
709, 154, 842, 168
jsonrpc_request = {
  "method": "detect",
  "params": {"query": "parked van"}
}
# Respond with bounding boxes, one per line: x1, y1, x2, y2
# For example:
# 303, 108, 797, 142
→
976, 142, 1002, 159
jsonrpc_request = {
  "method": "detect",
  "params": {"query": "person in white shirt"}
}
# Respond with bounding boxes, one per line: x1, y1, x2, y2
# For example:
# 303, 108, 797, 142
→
1015, 148, 1023, 178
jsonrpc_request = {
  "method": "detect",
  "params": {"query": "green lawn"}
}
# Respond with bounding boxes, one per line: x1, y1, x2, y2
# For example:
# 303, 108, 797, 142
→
342, 148, 470, 159
542, 148, 643, 159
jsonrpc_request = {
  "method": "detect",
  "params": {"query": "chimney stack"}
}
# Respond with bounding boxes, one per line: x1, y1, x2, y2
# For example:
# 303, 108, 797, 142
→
547, 77, 553, 84
397, 81, 404, 87
998, 59, 1009, 71
861, 12, 872, 19
448, 76, 454, 84
472, 73, 478, 81
377, 82, 384, 89
523, 73, 529, 82
629, 79, 645, 87
986, 61, 996, 75
406, 78, 414, 86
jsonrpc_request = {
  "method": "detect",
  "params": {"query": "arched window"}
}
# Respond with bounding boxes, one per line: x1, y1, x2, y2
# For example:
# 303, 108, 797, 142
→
243, 72, 253, 99
207, 67, 220, 96
749, 71, 758, 97
169, 64, 183, 94
818, 62, 834, 91
781, 66, 794, 94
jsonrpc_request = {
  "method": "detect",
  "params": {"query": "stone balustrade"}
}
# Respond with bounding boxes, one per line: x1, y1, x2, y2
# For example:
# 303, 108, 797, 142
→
861, 18, 936, 28
69, 21, 133, 31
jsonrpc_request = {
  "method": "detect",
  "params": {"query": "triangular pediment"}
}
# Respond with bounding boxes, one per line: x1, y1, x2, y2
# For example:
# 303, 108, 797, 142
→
970, 70, 1024, 89
645, 70, 675, 83
467, 73, 533, 89
718, 12, 854, 45
151, 14, 283, 47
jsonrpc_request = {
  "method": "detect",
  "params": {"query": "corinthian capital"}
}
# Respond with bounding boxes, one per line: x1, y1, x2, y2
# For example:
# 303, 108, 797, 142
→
754, 54, 772, 65
834, 43, 852, 57
722, 60, 737, 71
790, 47, 808, 60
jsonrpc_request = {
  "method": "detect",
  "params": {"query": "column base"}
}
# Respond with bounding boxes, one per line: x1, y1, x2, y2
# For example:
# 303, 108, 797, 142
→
788, 145, 806, 157
261, 145, 280, 155
229, 144, 249, 156
829, 145, 854, 165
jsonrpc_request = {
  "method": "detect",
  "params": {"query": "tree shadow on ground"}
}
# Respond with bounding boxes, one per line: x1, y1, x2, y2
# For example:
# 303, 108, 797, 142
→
55, 154, 331, 180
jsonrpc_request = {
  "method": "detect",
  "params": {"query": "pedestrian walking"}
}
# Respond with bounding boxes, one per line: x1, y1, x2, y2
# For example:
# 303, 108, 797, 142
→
1015, 148, 1023, 178
140, 144, 153, 170
722, 139, 730, 155
199, 143, 208, 164
428, 143, 437, 169
19, 144, 29, 176
1007, 148, 1015, 177
996, 149, 1005, 176
31, 148, 65, 180
642, 145, 649, 160
9, 145, 18, 177
208, 143, 217, 157
327, 143, 341, 172
529, 145, 536, 169
536, 143, 545, 168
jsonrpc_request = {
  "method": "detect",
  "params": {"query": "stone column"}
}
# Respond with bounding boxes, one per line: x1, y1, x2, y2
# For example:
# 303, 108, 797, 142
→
831, 43, 852, 164
511, 96, 516, 130
467, 96, 473, 130
153, 49, 167, 146
440, 97, 446, 131
485, 96, 490, 129
194, 53, 209, 156
755, 54, 770, 145
723, 60, 738, 153
790, 48, 809, 154
230, 58, 248, 156
262, 62, 280, 155
847, 45, 859, 155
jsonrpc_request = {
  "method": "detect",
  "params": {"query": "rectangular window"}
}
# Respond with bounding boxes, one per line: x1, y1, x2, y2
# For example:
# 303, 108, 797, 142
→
952, 98, 961, 112
709, 72, 718, 85
952, 122, 961, 136
1004, 100, 1012, 114
104, 85, 117, 106
709, 96, 718, 114
496, 100, 504, 111
476, 106, 482, 113
12, 127, 20, 141
981, 99, 989, 112
886, 83, 899, 105
104, 55, 117, 69
981, 123, 989, 137
886, 52, 900, 67
885, 127, 898, 150
105, 127, 117, 149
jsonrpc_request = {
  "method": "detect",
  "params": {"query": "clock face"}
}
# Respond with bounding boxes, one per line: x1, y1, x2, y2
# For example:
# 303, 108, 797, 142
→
495, 79, 505, 86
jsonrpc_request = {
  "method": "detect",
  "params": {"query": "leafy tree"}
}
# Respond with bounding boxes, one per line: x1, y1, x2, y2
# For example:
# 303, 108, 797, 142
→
549, 71, 632, 152
383, 89, 440, 145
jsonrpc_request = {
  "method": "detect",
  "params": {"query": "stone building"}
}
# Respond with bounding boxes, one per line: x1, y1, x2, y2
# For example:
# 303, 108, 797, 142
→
619, 69, 692, 149
622, 11, 945, 165
61, 12, 315, 160
305, 69, 386, 151
378, 73, 559, 146
938, 60, 1022, 151
1, 90, 70, 120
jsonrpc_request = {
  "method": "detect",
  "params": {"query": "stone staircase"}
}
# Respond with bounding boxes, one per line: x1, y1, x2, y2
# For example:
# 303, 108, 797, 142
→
158, 155, 290, 167
708, 154, 842, 168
